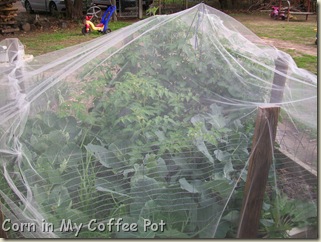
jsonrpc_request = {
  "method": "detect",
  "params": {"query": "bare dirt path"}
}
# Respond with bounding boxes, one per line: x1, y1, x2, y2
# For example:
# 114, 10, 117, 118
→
261, 37, 317, 56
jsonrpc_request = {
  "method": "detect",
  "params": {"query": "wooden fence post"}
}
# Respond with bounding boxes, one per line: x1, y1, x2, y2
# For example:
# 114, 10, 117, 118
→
112, 0, 118, 21
0, 203, 7, 238
138, 0, 143, 19
158, 0, 162, 14
237, 106, 280, 238
270, 52, 289, 103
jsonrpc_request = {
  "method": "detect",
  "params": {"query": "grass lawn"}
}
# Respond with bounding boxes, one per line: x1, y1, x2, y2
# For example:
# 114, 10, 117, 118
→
16, 21, 132, 56
285, 49, 317, 74
232, 13, 317, 74
2, 11, 317, 73
232, 13, 317, 45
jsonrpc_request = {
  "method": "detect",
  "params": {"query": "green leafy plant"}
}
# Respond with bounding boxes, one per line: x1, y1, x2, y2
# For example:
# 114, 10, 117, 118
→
259, 192, 317, 238
10, 15, 315, 239
146, 6, 159, 16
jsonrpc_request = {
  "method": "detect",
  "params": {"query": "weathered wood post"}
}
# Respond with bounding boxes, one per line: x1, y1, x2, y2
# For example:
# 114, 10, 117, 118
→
112, 0, 118, 21
138, 0, 143, 19
306, 0, 311, 20
0, 203, 7, 238
237, 106, 280, 238
158, 0, 162, 14
270, 51, 289, 103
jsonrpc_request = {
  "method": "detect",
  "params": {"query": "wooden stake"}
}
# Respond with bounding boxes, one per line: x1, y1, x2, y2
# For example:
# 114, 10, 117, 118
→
237, 106, 280, 238
112, 0, 117, 21
270, 52, 289, 103
158, 0, 162, 14
138, 0, 143, 19
0, 202, 7, 238
306, 0, 310, 20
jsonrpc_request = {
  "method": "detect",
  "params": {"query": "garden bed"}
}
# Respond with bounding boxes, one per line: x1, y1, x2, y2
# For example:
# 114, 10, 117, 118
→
0, 4, 317, 239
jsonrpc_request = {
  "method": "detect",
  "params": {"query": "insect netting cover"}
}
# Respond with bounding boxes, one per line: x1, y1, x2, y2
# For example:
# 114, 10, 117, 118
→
0, 3, 317, 239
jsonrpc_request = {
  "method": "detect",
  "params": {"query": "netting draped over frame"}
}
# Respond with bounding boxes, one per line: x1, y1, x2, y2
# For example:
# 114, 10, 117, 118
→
0, 3, 317, 238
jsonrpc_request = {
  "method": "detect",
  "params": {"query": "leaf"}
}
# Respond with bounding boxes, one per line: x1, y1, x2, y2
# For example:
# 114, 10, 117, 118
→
63, 174, 81, 194
289, 200, 317, 222
96, 186, 130, 198
240, 170, 247, 182
233, 119, 244, 129
58, 116, 81, 140
155, 187, 195, 213
56, 208, 90, 225
171, 156, 193, 171
48, 169, 63, 185
130, 175, 163, 217
157, 229, 190, 238
179, 178, 199, 194
194, 138, 214, 164
156, 158, 168, 179
23, 169, 42, 186
42, 111, 59, 128
207, 114, 227, 130
113, 216, 157, 238
123, 168, 135, 178
222, 210, 239, 224
191, 114, 205, 126
60, 142, 82, 168
209, 104, 223, 115
262, 201, 271, 211
140, 199, 157, 214
85, 143, 118, 169
154, 130, 166, 142
197, 199, 223, 238
201, 179, 234, 199
214, 150, 231, 162
214, 221, 230, 238
47, 185, 71, 209
260, 218, 275, 227
136, 217, 156, 238
95, 178, 131, 198
47, 130, 69, 145
223, 160, 234, 180
31, 135, 48, 154
32, 184, 47, 205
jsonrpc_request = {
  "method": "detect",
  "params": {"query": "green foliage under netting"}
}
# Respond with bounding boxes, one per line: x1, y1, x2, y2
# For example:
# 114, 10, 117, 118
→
0, 3, 317, 238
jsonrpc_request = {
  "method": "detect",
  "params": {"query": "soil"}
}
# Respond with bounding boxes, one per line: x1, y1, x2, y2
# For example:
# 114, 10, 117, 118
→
261, 37, 317, 56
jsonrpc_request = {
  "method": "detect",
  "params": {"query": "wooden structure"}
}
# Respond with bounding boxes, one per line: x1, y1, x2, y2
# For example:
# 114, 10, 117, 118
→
278, 0, 316, 21
270, 51, 288, 103
237, 106, 280, 238
237, 52, 285, 238
0, 0, 19, 34
0, 203, 7, 238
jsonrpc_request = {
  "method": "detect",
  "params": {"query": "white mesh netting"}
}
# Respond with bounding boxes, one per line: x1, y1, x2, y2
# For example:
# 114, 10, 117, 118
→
0, 3, 317, 238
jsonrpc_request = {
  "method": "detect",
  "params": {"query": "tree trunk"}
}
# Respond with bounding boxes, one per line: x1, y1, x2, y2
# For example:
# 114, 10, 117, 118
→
65, 0, 73, 18
219, 0, 228, 10
65, 0, 84, 20
73, 0, 84, 19
112, 0, 117, 21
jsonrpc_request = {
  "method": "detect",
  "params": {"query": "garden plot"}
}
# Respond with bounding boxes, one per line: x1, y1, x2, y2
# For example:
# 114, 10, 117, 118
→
0, 3, 317, 239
